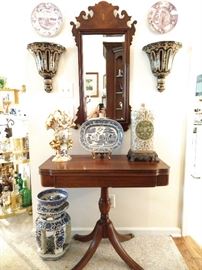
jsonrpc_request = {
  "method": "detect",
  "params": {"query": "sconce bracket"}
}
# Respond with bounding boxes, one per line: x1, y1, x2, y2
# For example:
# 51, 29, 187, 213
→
27, 42, 66, 93
143, 41, 182, 92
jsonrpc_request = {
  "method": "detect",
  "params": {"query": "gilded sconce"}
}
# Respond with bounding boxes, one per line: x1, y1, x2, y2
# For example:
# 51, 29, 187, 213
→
27, 42, 66, 93
142, 41, 182, 92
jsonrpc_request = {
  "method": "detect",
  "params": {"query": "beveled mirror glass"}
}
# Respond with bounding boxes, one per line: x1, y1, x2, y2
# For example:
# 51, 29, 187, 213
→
70, 1, 136, 130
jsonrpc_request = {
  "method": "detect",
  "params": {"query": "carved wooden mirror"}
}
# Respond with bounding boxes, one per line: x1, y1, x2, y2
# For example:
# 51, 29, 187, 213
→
71, 1, 136, 130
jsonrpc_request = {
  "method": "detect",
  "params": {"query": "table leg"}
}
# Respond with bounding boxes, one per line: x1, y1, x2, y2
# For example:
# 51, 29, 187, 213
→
73, 222, 98, 242
108, 221, 143, 269
71, 222, 102, 270
115, 231, 134, 242
72, 187, 144, 270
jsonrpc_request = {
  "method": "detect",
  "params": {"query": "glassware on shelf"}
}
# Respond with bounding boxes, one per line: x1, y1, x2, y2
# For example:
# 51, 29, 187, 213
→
13, 138, 24, 152
16, 173, 23, 191
3, 98, 12, 114
0, 138, 11, 153
10, 180, 21, 211
0, 90, 32, 219
22, 136, 29, 150
20, 179, 32, 207
0, 178, 3, 193
2, 186, 11, 209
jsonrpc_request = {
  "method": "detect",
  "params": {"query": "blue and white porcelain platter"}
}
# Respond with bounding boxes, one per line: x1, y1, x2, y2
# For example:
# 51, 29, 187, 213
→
80, 118, 124, 153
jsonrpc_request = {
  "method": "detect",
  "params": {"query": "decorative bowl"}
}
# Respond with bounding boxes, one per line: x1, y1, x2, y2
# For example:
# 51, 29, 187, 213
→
37, 188, 68, 208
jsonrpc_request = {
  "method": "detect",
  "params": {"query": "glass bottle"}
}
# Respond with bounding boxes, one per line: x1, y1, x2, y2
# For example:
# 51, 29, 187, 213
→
0, 178, 3, 194
10, 179, 21, 211
20, 179, 32, 207
0, 178, 4, 207
14, 171, 18, 182
2, 185, 11, 209
16, 173, 23, 191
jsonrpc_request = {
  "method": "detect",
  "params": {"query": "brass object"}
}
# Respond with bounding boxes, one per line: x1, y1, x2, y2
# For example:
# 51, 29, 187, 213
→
142, 41, 182, 92
27, 42, 66, 93
46, 110, 75, 162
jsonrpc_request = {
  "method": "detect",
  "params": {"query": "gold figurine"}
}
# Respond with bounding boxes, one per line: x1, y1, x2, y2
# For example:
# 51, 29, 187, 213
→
46, 110, 75, 162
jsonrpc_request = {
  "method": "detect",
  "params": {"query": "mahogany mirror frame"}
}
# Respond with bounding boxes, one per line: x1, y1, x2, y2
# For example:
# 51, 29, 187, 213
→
70, 1, 136, 131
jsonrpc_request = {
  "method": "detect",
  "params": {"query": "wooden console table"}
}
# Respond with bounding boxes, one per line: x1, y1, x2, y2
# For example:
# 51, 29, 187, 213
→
39, 155, 169, 270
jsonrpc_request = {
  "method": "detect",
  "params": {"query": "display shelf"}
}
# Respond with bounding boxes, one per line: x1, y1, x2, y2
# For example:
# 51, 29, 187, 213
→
116, 91, 123, 94
0, 205, 32, 219
0, 110, 31, 220
0, 159, 29, 164
0, 160, 13, 164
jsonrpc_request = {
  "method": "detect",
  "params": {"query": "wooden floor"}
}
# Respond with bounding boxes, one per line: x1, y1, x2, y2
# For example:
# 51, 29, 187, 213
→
173, 236, 202, 270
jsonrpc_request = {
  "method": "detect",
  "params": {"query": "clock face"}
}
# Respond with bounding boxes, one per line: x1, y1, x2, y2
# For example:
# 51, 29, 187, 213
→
135, 120, 154, 140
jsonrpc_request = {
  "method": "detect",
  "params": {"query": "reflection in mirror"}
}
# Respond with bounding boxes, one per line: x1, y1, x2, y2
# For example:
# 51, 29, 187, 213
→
70, 1, 136, 130
83, 35, 125, 119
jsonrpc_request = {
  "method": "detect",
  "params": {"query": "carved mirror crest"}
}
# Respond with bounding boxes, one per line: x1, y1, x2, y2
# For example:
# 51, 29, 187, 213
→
70, 1, 136, 130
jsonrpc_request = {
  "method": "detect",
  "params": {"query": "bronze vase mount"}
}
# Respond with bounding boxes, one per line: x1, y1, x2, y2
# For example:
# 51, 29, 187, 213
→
142, 41, 182, 92
27, 42, 66, 93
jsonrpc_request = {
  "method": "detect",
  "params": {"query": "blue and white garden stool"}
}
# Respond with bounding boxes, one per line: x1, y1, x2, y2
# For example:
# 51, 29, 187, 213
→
36, 189, 71, 260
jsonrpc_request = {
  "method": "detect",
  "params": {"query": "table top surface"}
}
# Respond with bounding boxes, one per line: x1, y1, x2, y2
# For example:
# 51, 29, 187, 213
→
39, 155, 170, 188
39, 155, 169, 172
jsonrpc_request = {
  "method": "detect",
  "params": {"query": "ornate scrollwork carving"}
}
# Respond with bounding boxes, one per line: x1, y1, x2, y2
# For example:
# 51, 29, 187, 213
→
71, 1, 136, 46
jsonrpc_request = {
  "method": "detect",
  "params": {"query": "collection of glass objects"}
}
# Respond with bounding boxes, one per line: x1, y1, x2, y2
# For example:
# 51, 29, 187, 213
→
0, 171, 32, 212
0, 98, 31, 215
0, 135, 32, 214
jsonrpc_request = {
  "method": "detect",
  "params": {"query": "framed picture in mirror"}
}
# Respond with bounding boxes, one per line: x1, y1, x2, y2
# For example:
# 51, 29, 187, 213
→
85, 72, 99, 97
196, 74, 202, 96
103, 74, 106, 89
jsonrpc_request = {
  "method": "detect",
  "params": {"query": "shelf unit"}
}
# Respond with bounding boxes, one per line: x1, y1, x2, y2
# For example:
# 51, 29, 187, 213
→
0, 113, 31, 219
103, 42, 125, 121
0, 205, 32, 219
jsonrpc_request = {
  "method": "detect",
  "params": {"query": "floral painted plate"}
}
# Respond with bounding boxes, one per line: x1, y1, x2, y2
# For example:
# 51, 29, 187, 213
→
31, 2, 63, 37
148, 1, 178, 34
80, 118, 124, 154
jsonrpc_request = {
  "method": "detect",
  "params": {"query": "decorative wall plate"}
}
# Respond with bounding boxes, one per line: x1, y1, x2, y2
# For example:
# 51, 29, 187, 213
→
80, 118, 124, 155
148, 1, 178, 34
31, 2, 63, 37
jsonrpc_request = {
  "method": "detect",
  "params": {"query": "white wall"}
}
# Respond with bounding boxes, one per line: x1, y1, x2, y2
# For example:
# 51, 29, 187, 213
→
0, 0, 197, 233
182, 0, 202, 245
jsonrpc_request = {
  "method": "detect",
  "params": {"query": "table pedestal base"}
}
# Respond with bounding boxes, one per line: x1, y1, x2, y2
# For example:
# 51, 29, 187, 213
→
72, 187, 144, 270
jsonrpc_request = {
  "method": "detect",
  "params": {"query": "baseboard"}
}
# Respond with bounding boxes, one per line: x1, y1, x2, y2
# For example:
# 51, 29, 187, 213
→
72, 227, 182, 237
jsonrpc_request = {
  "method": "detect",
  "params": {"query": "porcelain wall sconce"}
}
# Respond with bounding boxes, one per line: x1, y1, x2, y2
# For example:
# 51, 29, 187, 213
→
142, 41, 182, 92
27, 42, 65, 93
